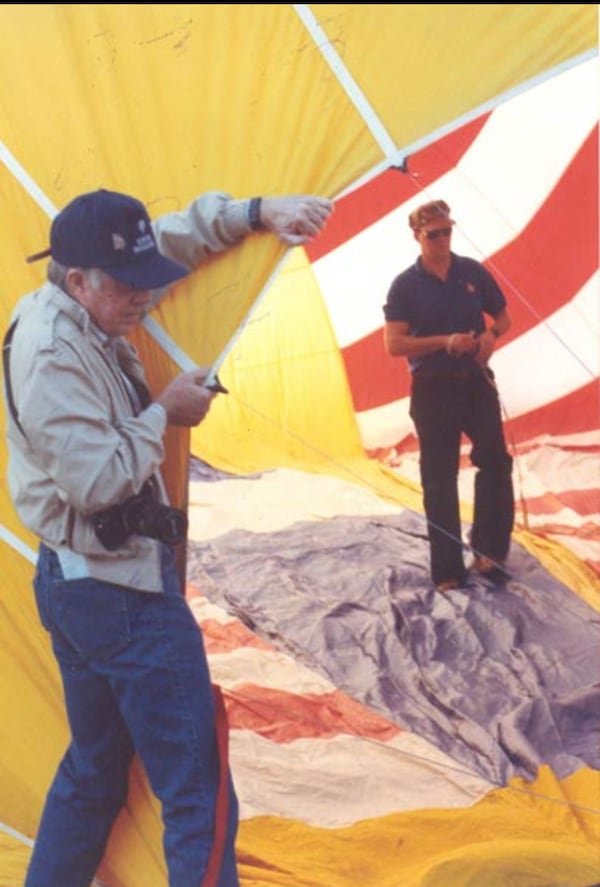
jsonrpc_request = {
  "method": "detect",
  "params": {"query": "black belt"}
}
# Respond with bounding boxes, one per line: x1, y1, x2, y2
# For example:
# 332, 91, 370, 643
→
413, 368, 476, 379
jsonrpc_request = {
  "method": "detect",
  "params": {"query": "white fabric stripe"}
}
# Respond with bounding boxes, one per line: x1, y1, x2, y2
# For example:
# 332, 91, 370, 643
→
546, 534, 600, 563
0, 140, 56, 218
355, 397, 413, 452
387, 441, 600, 518
459, 457, 600, 504
515, 429, 599, 451
293, 4, 398, 158
187, 467, 402, 542
141, 315, 196, 371
187, 594, 239, 626
493, 274, 599, 415
312, 58, 597, 347
0, 821, 32, 847
522, 510, 600, 531
0, 527, 37, 563
452, 57, 599, 259
231, 729, 491, 826
207, 645, 338, 695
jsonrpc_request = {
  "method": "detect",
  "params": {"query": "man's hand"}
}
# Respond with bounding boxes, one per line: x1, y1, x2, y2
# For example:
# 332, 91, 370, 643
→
447, 331, 479, 357
260, 195, 333, 245
156, 368, 217, 427
475, 329, 497, 364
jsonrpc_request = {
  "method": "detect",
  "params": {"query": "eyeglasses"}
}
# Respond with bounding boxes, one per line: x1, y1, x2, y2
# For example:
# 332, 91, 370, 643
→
424, 227, 453, 240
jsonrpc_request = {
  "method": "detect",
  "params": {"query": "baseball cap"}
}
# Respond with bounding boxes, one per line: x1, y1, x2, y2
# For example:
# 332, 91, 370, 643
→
27, 189, 189, 290
408, 199, 455, 232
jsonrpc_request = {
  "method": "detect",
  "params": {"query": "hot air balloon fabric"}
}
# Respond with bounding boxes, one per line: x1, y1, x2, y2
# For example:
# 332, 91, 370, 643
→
0, 6, 598, 886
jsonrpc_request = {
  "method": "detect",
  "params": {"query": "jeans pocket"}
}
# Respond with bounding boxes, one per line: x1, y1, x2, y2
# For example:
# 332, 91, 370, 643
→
53, 578, 132, 661
33, 566, 52, 632
33, 545, 61, 632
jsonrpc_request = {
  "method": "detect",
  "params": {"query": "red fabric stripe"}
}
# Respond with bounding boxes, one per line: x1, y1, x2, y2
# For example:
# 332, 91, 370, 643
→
200, 618, 273, 654
343, 336, 410, 414
483, 125, 598, 343
516, 490, 600, 518
306, 115, 490, 261
223, 684, 402, 742
515, 519, 600, 543
585, 558, 600, 576
501, 380, 599, 446
340, 126, 597, 414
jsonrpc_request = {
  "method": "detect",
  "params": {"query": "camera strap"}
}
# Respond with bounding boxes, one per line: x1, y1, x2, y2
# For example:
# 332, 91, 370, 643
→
2, 319, 27, 439
120, 368, 152, 412
114, 340, 152, 413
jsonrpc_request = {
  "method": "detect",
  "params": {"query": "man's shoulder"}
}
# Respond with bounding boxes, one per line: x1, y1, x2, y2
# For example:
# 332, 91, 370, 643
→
453, 253, 484, 272
12, 284, 83, 356
389, 260, 420, 287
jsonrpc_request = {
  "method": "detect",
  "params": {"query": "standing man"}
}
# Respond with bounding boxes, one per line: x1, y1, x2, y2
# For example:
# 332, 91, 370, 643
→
3, 187, 333, 887
383, 199, 514, 591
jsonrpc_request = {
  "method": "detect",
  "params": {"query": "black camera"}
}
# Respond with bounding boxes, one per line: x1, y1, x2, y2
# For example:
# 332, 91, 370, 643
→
91, 477, 188, 551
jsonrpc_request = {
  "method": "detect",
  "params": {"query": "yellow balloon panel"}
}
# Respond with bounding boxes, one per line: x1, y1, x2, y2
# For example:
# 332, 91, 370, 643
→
236, 766, 600, 887
190, 247, 366, 474
313, 4, 598, 151
0, 7, 597, 887
0, 5, 377, 211
0, 542, 167, 884
0, 549, 65, 834
0, 4, 381, 391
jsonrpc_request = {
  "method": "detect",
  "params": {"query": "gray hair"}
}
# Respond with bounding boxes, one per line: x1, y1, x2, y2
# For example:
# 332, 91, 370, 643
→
48, 260, 104, 293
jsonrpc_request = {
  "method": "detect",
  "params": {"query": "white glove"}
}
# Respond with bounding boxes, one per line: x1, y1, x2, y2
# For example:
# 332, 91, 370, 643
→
259, 195, 333, 246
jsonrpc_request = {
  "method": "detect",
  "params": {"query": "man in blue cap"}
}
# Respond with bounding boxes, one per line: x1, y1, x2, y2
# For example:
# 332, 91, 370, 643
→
3, 187, 333, 887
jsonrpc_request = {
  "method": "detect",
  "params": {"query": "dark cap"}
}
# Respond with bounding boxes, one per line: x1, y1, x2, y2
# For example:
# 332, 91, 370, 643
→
408, 199, 454, 232
27, 189, 189, 290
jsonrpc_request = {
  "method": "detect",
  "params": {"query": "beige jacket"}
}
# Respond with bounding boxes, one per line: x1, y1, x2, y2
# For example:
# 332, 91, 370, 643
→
5, 191, 253, 591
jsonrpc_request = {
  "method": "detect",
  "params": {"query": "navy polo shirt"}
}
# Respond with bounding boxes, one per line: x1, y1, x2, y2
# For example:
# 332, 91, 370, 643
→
383, 253, 506, 373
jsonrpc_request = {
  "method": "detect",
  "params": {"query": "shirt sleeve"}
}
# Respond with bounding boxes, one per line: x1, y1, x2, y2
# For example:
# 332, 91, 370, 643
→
152, 191, 253, 270
383, 273, 411, 323
482, 268, 507, 317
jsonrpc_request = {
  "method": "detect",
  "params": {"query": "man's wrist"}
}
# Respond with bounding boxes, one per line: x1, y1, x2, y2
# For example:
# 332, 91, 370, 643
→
145, 402, 167, 432
446, 334, 458, 355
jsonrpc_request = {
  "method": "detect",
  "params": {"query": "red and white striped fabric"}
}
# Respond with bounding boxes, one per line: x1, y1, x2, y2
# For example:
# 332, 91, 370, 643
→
187, 582, 493, 828
305, 58, 599, 576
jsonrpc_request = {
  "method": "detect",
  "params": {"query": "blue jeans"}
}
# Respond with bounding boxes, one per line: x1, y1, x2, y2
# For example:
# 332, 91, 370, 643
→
26, 543, 239, 887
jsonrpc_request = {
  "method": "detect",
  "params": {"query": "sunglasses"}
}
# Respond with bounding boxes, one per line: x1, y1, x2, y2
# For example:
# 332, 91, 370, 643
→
424, 227, 453, 240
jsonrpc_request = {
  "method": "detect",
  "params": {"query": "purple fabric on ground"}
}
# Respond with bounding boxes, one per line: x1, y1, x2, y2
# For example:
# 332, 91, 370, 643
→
187, 510, 600, 785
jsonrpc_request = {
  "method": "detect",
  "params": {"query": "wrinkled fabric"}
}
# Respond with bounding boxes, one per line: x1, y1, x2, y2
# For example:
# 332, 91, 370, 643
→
188, 510, 600, 785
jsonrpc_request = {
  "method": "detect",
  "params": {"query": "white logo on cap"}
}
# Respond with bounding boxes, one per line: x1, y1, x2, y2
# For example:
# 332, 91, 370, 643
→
133, 233, 155, 255
112, 233, 126, 251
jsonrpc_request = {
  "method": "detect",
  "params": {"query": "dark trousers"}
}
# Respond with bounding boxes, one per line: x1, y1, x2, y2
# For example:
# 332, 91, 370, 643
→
26, 543, 239, 887
410, 367, 514, 585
